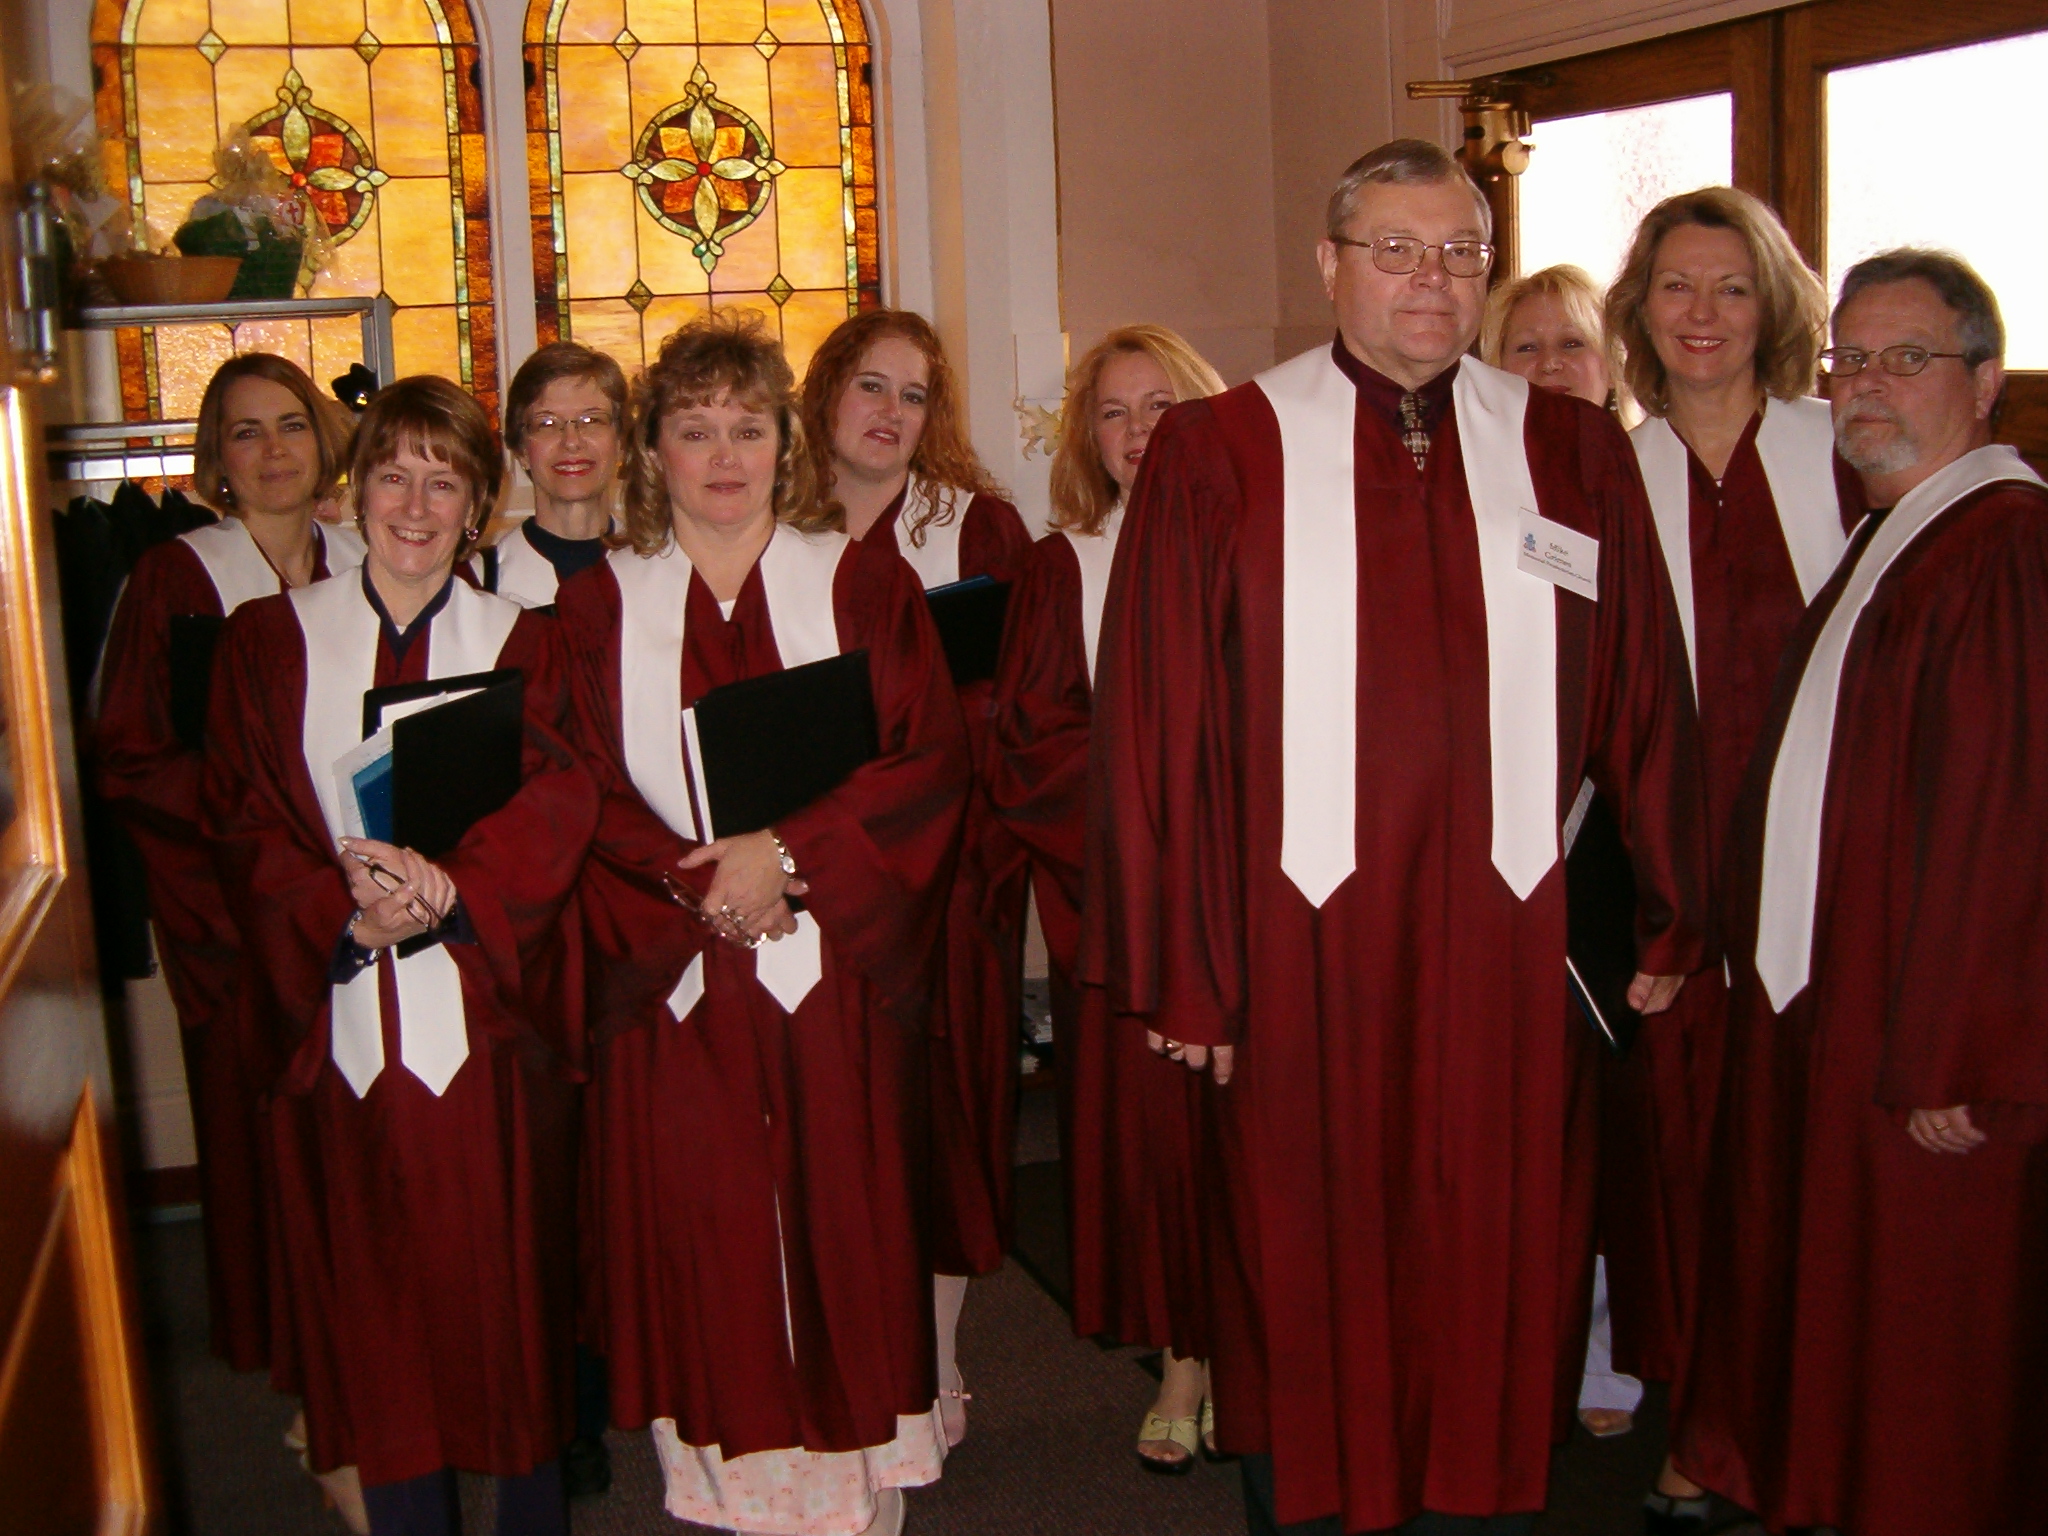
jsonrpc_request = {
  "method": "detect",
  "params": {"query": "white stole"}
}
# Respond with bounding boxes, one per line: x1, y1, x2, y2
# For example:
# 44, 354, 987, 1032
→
1755, 444, 2046, 1011
1062, 503, 1124, 685
1258, 348, 1556, 906
1631, 395, 1847, 684
890, 476, 964, 590
293, 569, 521, 1097
181, 516, 364, 612
492, 521, 563, 608
612, 525, 849, 1021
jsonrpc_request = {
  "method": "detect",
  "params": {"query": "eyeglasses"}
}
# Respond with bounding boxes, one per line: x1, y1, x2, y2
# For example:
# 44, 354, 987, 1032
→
1818, 345, 1970, 379
1330, 235, 1495, 279
525, 410, 615, 439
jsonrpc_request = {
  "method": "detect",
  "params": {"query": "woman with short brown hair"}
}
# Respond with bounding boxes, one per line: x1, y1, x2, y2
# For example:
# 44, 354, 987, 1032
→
560, 310, 969, 1536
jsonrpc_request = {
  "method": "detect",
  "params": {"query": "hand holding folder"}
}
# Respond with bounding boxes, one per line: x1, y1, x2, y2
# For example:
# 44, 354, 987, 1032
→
333, 669, 524, 860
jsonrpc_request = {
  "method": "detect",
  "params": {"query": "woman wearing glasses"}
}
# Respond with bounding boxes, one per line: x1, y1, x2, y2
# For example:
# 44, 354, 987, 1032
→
557, 311, 969, 1536
201, 376, 599, 1535
1605, 186, 1861, 1535
481, 342, 628, 607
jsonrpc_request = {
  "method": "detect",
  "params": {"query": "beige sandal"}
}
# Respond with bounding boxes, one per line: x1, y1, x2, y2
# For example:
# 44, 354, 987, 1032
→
1136, 1411, 1199, 1475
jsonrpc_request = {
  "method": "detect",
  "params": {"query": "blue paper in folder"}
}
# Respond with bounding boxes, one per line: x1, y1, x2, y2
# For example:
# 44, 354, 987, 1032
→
351, 749, 396, 844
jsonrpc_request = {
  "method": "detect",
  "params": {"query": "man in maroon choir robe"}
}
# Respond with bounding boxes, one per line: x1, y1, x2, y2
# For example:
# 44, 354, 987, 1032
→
1673, 252, 2048, 1536
1087, 139, 1708, 1534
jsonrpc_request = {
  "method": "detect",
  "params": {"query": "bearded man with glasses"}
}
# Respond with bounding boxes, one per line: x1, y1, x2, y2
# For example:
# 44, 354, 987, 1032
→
1673, 249, 2048, 1536
1086, 137, 1710, 1536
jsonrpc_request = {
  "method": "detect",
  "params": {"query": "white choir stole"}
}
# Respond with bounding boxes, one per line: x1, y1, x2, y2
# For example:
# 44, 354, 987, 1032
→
181, 514, 365, 613
611, 526, 848, 1023
1061, 502, 1124, 685
891, 475, 967, 591
294, 568, 520, 1097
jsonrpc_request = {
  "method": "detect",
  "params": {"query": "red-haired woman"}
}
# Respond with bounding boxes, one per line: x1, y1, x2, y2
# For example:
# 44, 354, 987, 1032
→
800, 309, 1032, 1443
989, 325, 1227, 1473
561, 311, 968, 1536
95, 352, 363, 1385
203, 376, 596, 1534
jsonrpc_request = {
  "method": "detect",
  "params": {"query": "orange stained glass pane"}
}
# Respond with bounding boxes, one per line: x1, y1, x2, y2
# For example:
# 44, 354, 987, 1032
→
776, 286, 849, 378
287, 0, 368, 46
390, 303, 463, 383
702, 200, 779, 292
372, 46, 457, 177
376, 177, 459, 304
208, 46, 296, 141
141, 180, 213, 249
630, 198, 713, 296
764, 0, 831, 45
621, 0, 697, 45
363, 0, 440, 47
287, 47, 374, 140
314, 201, 383, 294
771, 167, 849, 290
563, 173, 642, 297
228, 317, 315, 373
152, 323, 239, 418
554, 0, 627, 47
569, 298, 649, 374
695, 46, 770, 127
309, 313, 370, 392
694, 0, 765, 45
626, 47, 707, 140
208, 0, 293, 47
131, 0, 210, 46
639, 294, 710, 362
766, 46, 842, 167
555, 47, 633, 172
132, 48, 222, 184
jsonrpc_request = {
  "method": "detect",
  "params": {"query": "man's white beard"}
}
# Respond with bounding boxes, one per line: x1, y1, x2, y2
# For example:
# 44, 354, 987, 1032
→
1835, 406, 1921, 477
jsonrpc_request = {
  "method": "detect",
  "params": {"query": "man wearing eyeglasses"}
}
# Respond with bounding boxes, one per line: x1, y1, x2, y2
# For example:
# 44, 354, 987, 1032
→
1085, 138, 1709, 1535
1673, 251, 2048, 1536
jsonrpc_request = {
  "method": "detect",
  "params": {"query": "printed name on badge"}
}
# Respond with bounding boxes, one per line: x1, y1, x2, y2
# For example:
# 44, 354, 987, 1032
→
1516, 509, 1599, 601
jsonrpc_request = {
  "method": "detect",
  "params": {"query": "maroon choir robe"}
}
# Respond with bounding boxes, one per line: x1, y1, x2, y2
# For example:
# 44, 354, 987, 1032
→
989, 517, 1213, 1356
1674, 460, 2048, 1536
93, 518, 359, 1373
200, 576, 596, 1486
864, 481, 1035, 1276
557, 529, 970, 1459
1088, 344, 1708, 1528
1600, 404, 1862, 1380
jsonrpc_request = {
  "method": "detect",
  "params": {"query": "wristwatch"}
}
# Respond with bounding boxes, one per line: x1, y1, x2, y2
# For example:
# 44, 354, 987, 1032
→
769, 831, 797, 878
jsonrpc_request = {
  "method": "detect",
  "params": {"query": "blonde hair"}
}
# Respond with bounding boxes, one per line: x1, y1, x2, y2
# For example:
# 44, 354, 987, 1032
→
799, 308, 1006, 545
1605, 186, 1828, 419
1049, 325, 1225, 536
193, 352, 353, 515
619, 309, 818, 557
1480, 264, 1634, 422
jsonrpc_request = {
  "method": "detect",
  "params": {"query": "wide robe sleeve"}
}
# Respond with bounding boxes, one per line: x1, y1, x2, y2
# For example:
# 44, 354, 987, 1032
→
1082, 401, 1245, 1047
775, 536, 973, 1012
987, 533, 1091, 919
1874, 494, 2048, 1132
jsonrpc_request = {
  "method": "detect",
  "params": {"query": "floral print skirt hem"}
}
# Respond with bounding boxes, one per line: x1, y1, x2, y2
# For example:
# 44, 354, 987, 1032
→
653, 1403, 947, 1535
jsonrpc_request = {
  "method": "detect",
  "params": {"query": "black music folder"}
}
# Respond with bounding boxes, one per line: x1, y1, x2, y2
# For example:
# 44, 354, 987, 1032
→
685, 650, 879, 839
168, 614, 225, 750
925, 576, 1011, 686
359, 669, 524, 858
1565, 786, 1643, 1056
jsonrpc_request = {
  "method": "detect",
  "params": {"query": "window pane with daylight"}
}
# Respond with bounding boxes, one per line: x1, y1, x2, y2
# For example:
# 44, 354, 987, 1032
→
1519, 94, 1733, 290
1826, 29, 2048, 368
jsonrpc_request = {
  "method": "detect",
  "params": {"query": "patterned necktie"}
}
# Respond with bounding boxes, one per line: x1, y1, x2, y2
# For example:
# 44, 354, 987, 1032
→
1399, 391, 1430, 474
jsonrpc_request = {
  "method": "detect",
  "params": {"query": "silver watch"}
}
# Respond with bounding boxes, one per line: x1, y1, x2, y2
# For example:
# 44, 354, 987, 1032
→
769, 831, 797, 877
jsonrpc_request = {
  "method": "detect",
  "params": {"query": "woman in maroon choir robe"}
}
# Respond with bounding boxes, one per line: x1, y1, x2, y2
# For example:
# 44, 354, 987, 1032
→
560, 311, 968, 1536
203, 377, 596, 1536
799, 309, 1031, 1443
1604, 188, 1859, 1531
988, 324, 1226, 1473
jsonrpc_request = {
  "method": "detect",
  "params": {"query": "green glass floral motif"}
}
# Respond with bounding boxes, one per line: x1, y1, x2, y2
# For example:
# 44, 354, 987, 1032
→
620, 64, 786, 274
244, 68, 390, 243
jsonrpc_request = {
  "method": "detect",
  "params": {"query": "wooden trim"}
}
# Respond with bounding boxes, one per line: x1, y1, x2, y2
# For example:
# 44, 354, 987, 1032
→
1510, 17, 1765, 120
1999, 377, 2048, 477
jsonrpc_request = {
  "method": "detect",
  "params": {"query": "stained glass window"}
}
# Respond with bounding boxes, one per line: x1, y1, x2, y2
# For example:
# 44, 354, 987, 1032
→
525, 0, 880, 377
91, 0, 499, 421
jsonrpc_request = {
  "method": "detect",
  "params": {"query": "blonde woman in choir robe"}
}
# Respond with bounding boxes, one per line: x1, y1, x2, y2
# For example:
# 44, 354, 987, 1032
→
558, 311, 969, 1536
1604, 186, 1859, 1534
988, 324, 1226, 1474
93, 351, 366, 1515
799, 308, 1032, 1445
478, 342, 627, 607
201, 376, 597, 1536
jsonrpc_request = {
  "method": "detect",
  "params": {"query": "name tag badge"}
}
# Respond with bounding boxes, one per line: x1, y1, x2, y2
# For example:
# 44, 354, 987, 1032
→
1517, 509, 1599, 601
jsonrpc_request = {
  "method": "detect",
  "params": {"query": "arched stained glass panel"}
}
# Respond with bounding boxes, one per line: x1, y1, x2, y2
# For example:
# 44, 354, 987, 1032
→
91, 0, 499, 420
525, 0, 880, 376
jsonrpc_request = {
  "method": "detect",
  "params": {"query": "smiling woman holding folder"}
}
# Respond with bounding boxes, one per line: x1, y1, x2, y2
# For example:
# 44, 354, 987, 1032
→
555, 310, 969, 1536
201, 376, 599, 1536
